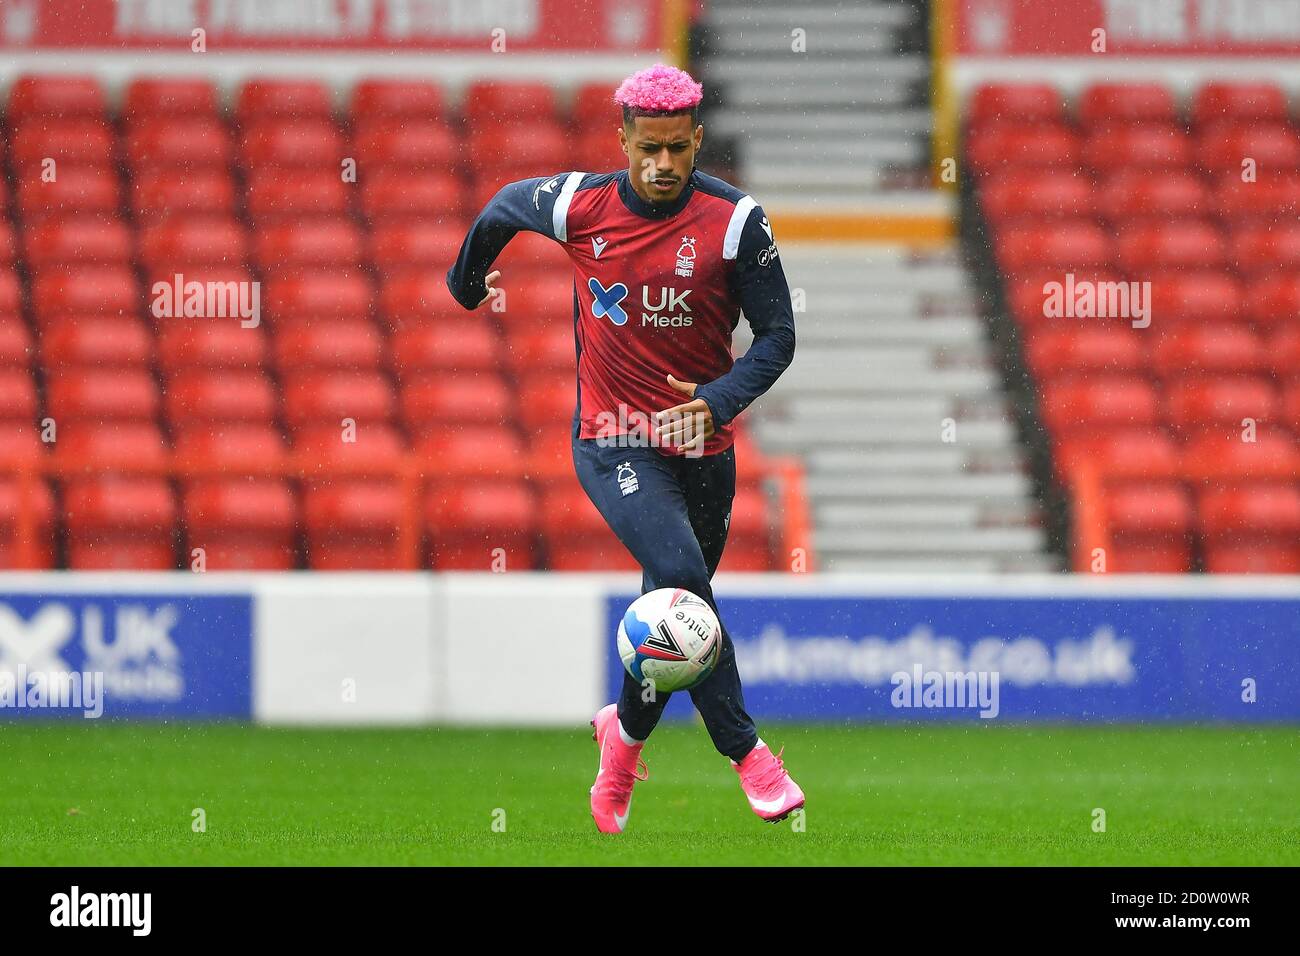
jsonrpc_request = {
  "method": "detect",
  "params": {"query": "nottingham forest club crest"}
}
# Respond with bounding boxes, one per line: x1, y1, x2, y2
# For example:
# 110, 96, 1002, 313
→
675, 236, 696, 278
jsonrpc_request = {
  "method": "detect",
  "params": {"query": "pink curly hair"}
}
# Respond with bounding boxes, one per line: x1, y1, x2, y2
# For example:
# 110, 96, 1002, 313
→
613, 63, 703, 114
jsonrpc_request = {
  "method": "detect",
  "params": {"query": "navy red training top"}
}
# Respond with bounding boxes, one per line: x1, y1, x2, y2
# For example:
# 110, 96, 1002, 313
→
446, 167, 796, 456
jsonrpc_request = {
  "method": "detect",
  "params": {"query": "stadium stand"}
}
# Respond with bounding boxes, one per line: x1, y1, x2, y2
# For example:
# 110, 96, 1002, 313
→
0, 74, 809, 571
967, 80, 1300, 572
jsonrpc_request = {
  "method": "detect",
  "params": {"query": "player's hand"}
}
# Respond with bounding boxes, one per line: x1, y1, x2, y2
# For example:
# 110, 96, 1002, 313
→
476, 270, 502, 308
654, 374, 714, 455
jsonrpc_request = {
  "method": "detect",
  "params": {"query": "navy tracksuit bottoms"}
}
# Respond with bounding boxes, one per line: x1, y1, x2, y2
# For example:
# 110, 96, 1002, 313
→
572, 433, 758, 762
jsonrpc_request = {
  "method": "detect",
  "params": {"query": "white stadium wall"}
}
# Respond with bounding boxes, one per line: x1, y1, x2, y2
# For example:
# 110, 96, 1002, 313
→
1, 573, 1298, 725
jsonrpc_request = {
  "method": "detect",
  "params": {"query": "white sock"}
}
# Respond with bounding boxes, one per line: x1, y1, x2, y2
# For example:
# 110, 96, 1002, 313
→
618, 720, 643, 747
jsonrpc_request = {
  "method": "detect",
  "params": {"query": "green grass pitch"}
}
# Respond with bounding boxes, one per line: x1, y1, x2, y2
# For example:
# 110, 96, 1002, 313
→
1, 722, 1295, 866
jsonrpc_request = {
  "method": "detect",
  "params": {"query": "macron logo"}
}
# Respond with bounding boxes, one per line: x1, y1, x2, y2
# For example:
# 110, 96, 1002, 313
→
592, 236, 608, 258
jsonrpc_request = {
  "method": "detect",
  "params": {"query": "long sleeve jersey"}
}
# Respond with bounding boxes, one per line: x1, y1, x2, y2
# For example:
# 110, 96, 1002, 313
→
446, 167, 796, 456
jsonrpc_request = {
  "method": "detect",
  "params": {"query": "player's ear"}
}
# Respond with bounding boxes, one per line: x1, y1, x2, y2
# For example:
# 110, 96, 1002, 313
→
617, 125, 629, 155
693, 124, 704, 154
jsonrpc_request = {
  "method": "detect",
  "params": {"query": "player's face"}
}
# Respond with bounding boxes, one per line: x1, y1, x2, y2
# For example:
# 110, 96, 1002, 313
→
619, 114, 703, 204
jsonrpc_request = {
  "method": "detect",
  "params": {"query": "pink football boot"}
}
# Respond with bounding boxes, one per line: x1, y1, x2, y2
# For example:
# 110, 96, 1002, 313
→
589, 704, 649, 834
734, 740, 805, 822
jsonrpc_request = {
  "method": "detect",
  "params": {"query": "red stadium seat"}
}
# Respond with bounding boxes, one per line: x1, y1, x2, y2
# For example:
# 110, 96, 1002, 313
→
1164, 377, 1277, 432
1147, 271, 1244, 326
125, 117, 233, 168
470, 125, 568, 173
1182, 429, 1300, 481
516, 372, 577, 430
245, 169, 350, 219
503, 326, 574, 373
399, 375, 512, 431
1024, 328, 1145, 378
996, 221, 1111, 271
1198, 484, 1300, 573
572, 81, 622, 130
1244, 275, 1300, 329
292, 422, 406, 470
495, 273, 576, 322
413, 425, 526, 477
388, 323, 501, 377
63, 478, 176, 570
1211, 172, 1300, 220
18, 166, 120, 220
1097, 170, 1209, 220
1083, 125, 1193, 172
272, 319, 383, 371
156, 324, 269, 371
0, 271, 20, 315
462, 81, 558, 125
967, 84, 1066, 129
41, 317, 152, 368
11, 119, 115, 168
0, 476, 56, 570
352, 120, 459, 169
264, 271, 373, 321
8, 75, 106, 121
1197, 123, 1300, 175
32, 266, 137, 318
1078, 83, 1178, 126
302, 481, 407, 570
360, 169, 464, 220
538, 485, 639, 571
1116, 220, 1226, 271
379, 272, 467, 324
351, 79, 445, 121
237, 79, 333, 122
24, 218, 133, 266
280, 370, 395, 429
1054, 427, 1180, 485
0, 368, 39, 421
163, 369, 278, 424
1149, 327, 1265, 378
370, 222, 466, 275
173, 424, 286, 470
123, 78, 220, 119
573, 128, 628, 174
1231, 222, 1300, 273
1040, 376, 1160, 437
0, 222, 14, 265
1103, 483, 1194, 573
45, 368, 161, 421
181, 480, 297, 570
979, 169, 1093, 224
132, 167, 237, 219
967, 125, 1082, 171
1281, 381, 1300, 435
1192, 82, 1289, 126
51, 420, 167, 471
240, 119, 345, 168
139, 217, 248, 270
1272, 331, 1300, 384
0, 316, 33, 367
426, 480, 539, 570
254, 220, 363, 271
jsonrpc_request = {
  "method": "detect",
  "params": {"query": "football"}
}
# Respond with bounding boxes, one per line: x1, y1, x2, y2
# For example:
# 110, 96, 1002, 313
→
617, 588, 722, 693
